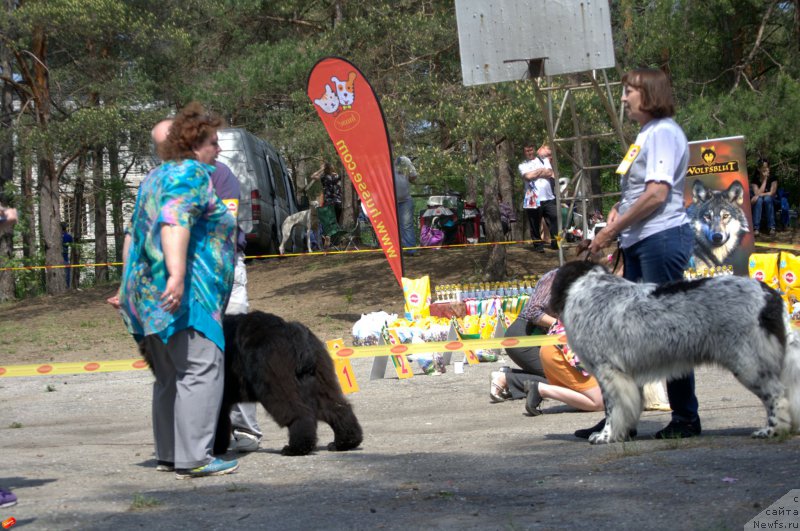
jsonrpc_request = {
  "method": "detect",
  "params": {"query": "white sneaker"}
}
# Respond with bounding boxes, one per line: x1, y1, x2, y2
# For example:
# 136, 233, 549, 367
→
229, 429, 260, 453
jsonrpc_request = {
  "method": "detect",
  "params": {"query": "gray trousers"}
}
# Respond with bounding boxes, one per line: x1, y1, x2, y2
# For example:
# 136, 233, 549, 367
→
230, 402, 262, 438
226, 251, 262, 439
145, 328, 224, 469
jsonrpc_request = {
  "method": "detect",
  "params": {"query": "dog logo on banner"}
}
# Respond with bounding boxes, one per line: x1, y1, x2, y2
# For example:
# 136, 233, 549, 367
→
313, 72, 360, 131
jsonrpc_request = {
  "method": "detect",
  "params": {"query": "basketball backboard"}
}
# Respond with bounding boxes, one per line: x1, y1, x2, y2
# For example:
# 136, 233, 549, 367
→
455, 0, 616, 86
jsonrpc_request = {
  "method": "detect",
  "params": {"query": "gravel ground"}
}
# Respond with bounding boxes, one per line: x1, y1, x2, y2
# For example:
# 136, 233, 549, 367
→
1, 356, 798, 531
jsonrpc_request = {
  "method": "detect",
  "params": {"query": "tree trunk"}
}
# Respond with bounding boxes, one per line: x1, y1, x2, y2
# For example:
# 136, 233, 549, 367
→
796, 0, 800, 52
20, 161, 35, 260
93, 146, 108, 282
483, 139, 506, 280
0, 30, 15, 301
71, 155, 86, 289
0, 208, 13, 301
39, 156, 66, 294
332, 0, 343, 27
465, 140, 479, 203
108, 144, 125, 274
30, 26, 66, 295
588, 140, 603, 215
495, 138, 518, 240
341, 169, 356, 229
620, 0, 635, 58
0, 25, 12, 197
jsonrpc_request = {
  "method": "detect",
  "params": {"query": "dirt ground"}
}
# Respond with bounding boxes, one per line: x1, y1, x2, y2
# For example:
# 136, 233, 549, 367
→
1, 239, 799, 530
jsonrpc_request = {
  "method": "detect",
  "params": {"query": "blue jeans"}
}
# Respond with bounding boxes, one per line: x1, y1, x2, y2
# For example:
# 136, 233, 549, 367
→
623, 223, 699, 423
752, 196, 775, 231
398, 199, 416, 250
780, 197, 790, 227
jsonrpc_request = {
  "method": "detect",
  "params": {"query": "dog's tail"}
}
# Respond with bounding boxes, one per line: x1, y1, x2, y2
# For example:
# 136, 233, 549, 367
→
783, 329, 800, 432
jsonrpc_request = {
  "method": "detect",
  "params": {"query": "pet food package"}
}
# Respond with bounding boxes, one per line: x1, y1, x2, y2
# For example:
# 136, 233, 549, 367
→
788, 291, 800, 320
402, 276, 431, 321
478, 312, 498, 339
748, 252, 780, 291
779, 251, 800, 294
779, 251, 800, 319
503, 310, 519, 328
459, 314, 481, 338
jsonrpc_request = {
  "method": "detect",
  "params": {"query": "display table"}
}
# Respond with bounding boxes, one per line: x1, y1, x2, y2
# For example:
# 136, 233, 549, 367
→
429, 301, 467, 319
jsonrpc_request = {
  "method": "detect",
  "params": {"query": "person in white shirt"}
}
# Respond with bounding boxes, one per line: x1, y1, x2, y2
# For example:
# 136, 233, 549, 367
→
518, 144, 559, 252
586, 67, 698, 441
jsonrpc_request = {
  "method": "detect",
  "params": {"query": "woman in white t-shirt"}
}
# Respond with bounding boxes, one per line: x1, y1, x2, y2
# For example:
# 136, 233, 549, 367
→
585, 68, 699, 441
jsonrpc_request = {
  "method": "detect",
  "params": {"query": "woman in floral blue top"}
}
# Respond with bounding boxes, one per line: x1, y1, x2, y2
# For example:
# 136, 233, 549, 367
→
118, 102, 239, 479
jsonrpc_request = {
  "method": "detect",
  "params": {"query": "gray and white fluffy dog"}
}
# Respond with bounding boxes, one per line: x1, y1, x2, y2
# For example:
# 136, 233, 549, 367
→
550, 261, 800, 444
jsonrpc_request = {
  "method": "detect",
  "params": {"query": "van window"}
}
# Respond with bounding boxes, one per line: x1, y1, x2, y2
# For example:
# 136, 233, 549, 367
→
268, 156, 287, 199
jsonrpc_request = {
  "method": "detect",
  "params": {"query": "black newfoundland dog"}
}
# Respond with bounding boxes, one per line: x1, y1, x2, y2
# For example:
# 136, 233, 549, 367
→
142, 311, 363, 456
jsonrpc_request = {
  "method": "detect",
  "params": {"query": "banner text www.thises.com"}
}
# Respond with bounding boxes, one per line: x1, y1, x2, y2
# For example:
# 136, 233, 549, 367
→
335, 139, 397, 258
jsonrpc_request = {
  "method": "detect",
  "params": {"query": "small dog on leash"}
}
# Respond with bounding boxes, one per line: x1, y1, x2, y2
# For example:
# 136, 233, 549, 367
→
278, 201, 319, 255
550, 261, 800, 444
216, 311, 363, 456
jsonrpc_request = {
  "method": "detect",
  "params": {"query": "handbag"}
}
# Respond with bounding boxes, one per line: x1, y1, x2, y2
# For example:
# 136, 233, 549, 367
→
420, 223, 444, 247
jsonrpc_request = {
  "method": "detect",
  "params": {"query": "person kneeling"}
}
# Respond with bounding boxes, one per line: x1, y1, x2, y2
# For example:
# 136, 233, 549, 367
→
524, 322, 603, 416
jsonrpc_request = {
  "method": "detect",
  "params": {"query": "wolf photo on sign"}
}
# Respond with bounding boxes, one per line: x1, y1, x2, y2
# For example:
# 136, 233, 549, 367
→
685, 136, 754, 276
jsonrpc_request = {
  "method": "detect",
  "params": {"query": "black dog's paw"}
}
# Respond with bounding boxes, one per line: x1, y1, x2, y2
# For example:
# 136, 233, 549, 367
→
327, 439, 361, 452
281, 444, 314, 456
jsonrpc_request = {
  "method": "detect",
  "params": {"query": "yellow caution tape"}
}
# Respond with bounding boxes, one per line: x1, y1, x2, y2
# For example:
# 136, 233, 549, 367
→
755, 242, 800, 252
6, 320, 800, 378
0, 359, 150, 378
331, 334, 563, 360
0, 238, 552, 271
0, 335, 560, 378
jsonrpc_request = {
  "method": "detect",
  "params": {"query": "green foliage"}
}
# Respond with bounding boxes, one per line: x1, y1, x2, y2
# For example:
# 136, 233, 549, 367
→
12, 254, 47, 299
2, 0, 800, 297
683, 72, 800, 161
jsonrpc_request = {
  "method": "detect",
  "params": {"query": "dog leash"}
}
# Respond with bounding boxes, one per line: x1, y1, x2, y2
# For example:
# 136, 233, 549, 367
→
610, 244, 623, 274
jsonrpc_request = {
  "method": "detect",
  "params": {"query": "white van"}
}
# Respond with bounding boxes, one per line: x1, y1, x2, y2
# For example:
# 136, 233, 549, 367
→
217, 128, 300, 253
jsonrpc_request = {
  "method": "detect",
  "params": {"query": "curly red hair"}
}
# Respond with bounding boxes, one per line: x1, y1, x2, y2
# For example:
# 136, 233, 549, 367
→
157, 102, 223, 161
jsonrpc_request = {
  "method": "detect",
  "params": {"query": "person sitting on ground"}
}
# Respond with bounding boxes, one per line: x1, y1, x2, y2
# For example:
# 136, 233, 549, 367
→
489, 268, 556, 404
490, 240, 615, 404
522, 319, 604, 416
750, 157, 777, 237
491, 240, 619, 416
